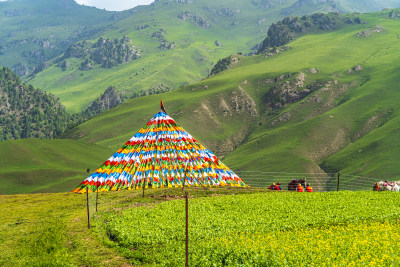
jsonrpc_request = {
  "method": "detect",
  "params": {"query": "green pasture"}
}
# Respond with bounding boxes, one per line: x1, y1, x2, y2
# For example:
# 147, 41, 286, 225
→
0, 139, 114, 194
0, 187, 264, 266
2, 189, 397, 266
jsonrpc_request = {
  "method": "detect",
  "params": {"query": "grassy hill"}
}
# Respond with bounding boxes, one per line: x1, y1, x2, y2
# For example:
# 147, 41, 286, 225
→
64, 9, 400, 187
282, 0, 400, 15
24, 0, 400, 112
27, 0, 297, 112
0, 139, 114, 194
2, 9, 400, 194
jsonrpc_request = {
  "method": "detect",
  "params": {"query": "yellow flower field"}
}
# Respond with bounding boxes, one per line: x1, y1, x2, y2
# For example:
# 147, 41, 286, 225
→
97, 191, 400, 266
198, 221, 400, 266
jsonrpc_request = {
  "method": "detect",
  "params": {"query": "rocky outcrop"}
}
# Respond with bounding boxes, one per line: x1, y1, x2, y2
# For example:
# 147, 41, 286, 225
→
346, 64, 363, 73
354, 25, 384, 37
264, 72, 323, 109
308, 68, 320, 74
178, 11, 210, 28
258, 13, 352, 54
203, 7, 236, 18
11, 63, 29, 77
159, 41, 175, 50
63, 37, 140, 69
231, 85, 258, 117
209, 54, 240, 76
137, 24, 149, 30
80, 86, 125, 119
151, 29, 166, 38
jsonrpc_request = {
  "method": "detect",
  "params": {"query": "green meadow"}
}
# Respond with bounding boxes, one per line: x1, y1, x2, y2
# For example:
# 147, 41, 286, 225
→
1, 189, 399, 266
0, 139, 114, 194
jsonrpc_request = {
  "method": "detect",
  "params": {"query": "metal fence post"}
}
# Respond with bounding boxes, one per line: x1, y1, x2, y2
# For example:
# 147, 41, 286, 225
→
86, 189, 90, 229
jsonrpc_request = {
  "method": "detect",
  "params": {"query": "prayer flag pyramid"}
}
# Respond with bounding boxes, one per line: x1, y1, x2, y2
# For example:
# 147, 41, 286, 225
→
73, 101, 246, 193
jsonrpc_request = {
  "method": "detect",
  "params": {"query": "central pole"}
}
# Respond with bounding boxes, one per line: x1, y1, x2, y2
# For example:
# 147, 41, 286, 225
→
96, 186, 98, 212
95, 176, 99, 212
185, 191, 189, 267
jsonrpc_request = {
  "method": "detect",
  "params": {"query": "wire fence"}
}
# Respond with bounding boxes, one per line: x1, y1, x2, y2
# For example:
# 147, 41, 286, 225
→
235, 171, 385, 192
83, 171, 389, 220
82, 170, 397, 228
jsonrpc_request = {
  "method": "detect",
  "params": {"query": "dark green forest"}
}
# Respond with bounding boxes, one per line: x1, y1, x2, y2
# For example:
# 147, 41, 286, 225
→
0, 67, 73, 141
0, 67, 128, 141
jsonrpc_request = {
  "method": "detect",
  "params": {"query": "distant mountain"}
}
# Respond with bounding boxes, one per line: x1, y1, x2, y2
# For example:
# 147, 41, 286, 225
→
2, 0, 397, 112
282, 0, 400, 15
0, 0, 114, 76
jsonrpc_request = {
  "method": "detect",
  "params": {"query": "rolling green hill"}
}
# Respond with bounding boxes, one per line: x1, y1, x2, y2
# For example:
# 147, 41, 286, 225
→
282, 0, 400, 15
2, 9, 400, 194
27, 0, 298, 112
23, 0, 400, 112
64, 9, 400, 188
0, 139, 114, 194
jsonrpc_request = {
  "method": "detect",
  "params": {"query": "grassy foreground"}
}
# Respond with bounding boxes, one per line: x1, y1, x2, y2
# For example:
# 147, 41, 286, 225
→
97, 190, 400, 266
1, 188, 399, 266
0, 187, 262, 266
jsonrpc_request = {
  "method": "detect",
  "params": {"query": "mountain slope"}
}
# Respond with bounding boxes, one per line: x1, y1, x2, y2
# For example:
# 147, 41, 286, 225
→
0, 0, 114, 77
2, 9, 400, 194
25, 0, 400, 112
0, 67, 74, 141
28, 0, 297, 112
282, 0, 400, 15
64, 9, 400, 188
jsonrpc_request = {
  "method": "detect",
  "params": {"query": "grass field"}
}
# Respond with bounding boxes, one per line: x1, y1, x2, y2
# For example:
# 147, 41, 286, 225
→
1, 188, 399, 266
0, 139, 114, 194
